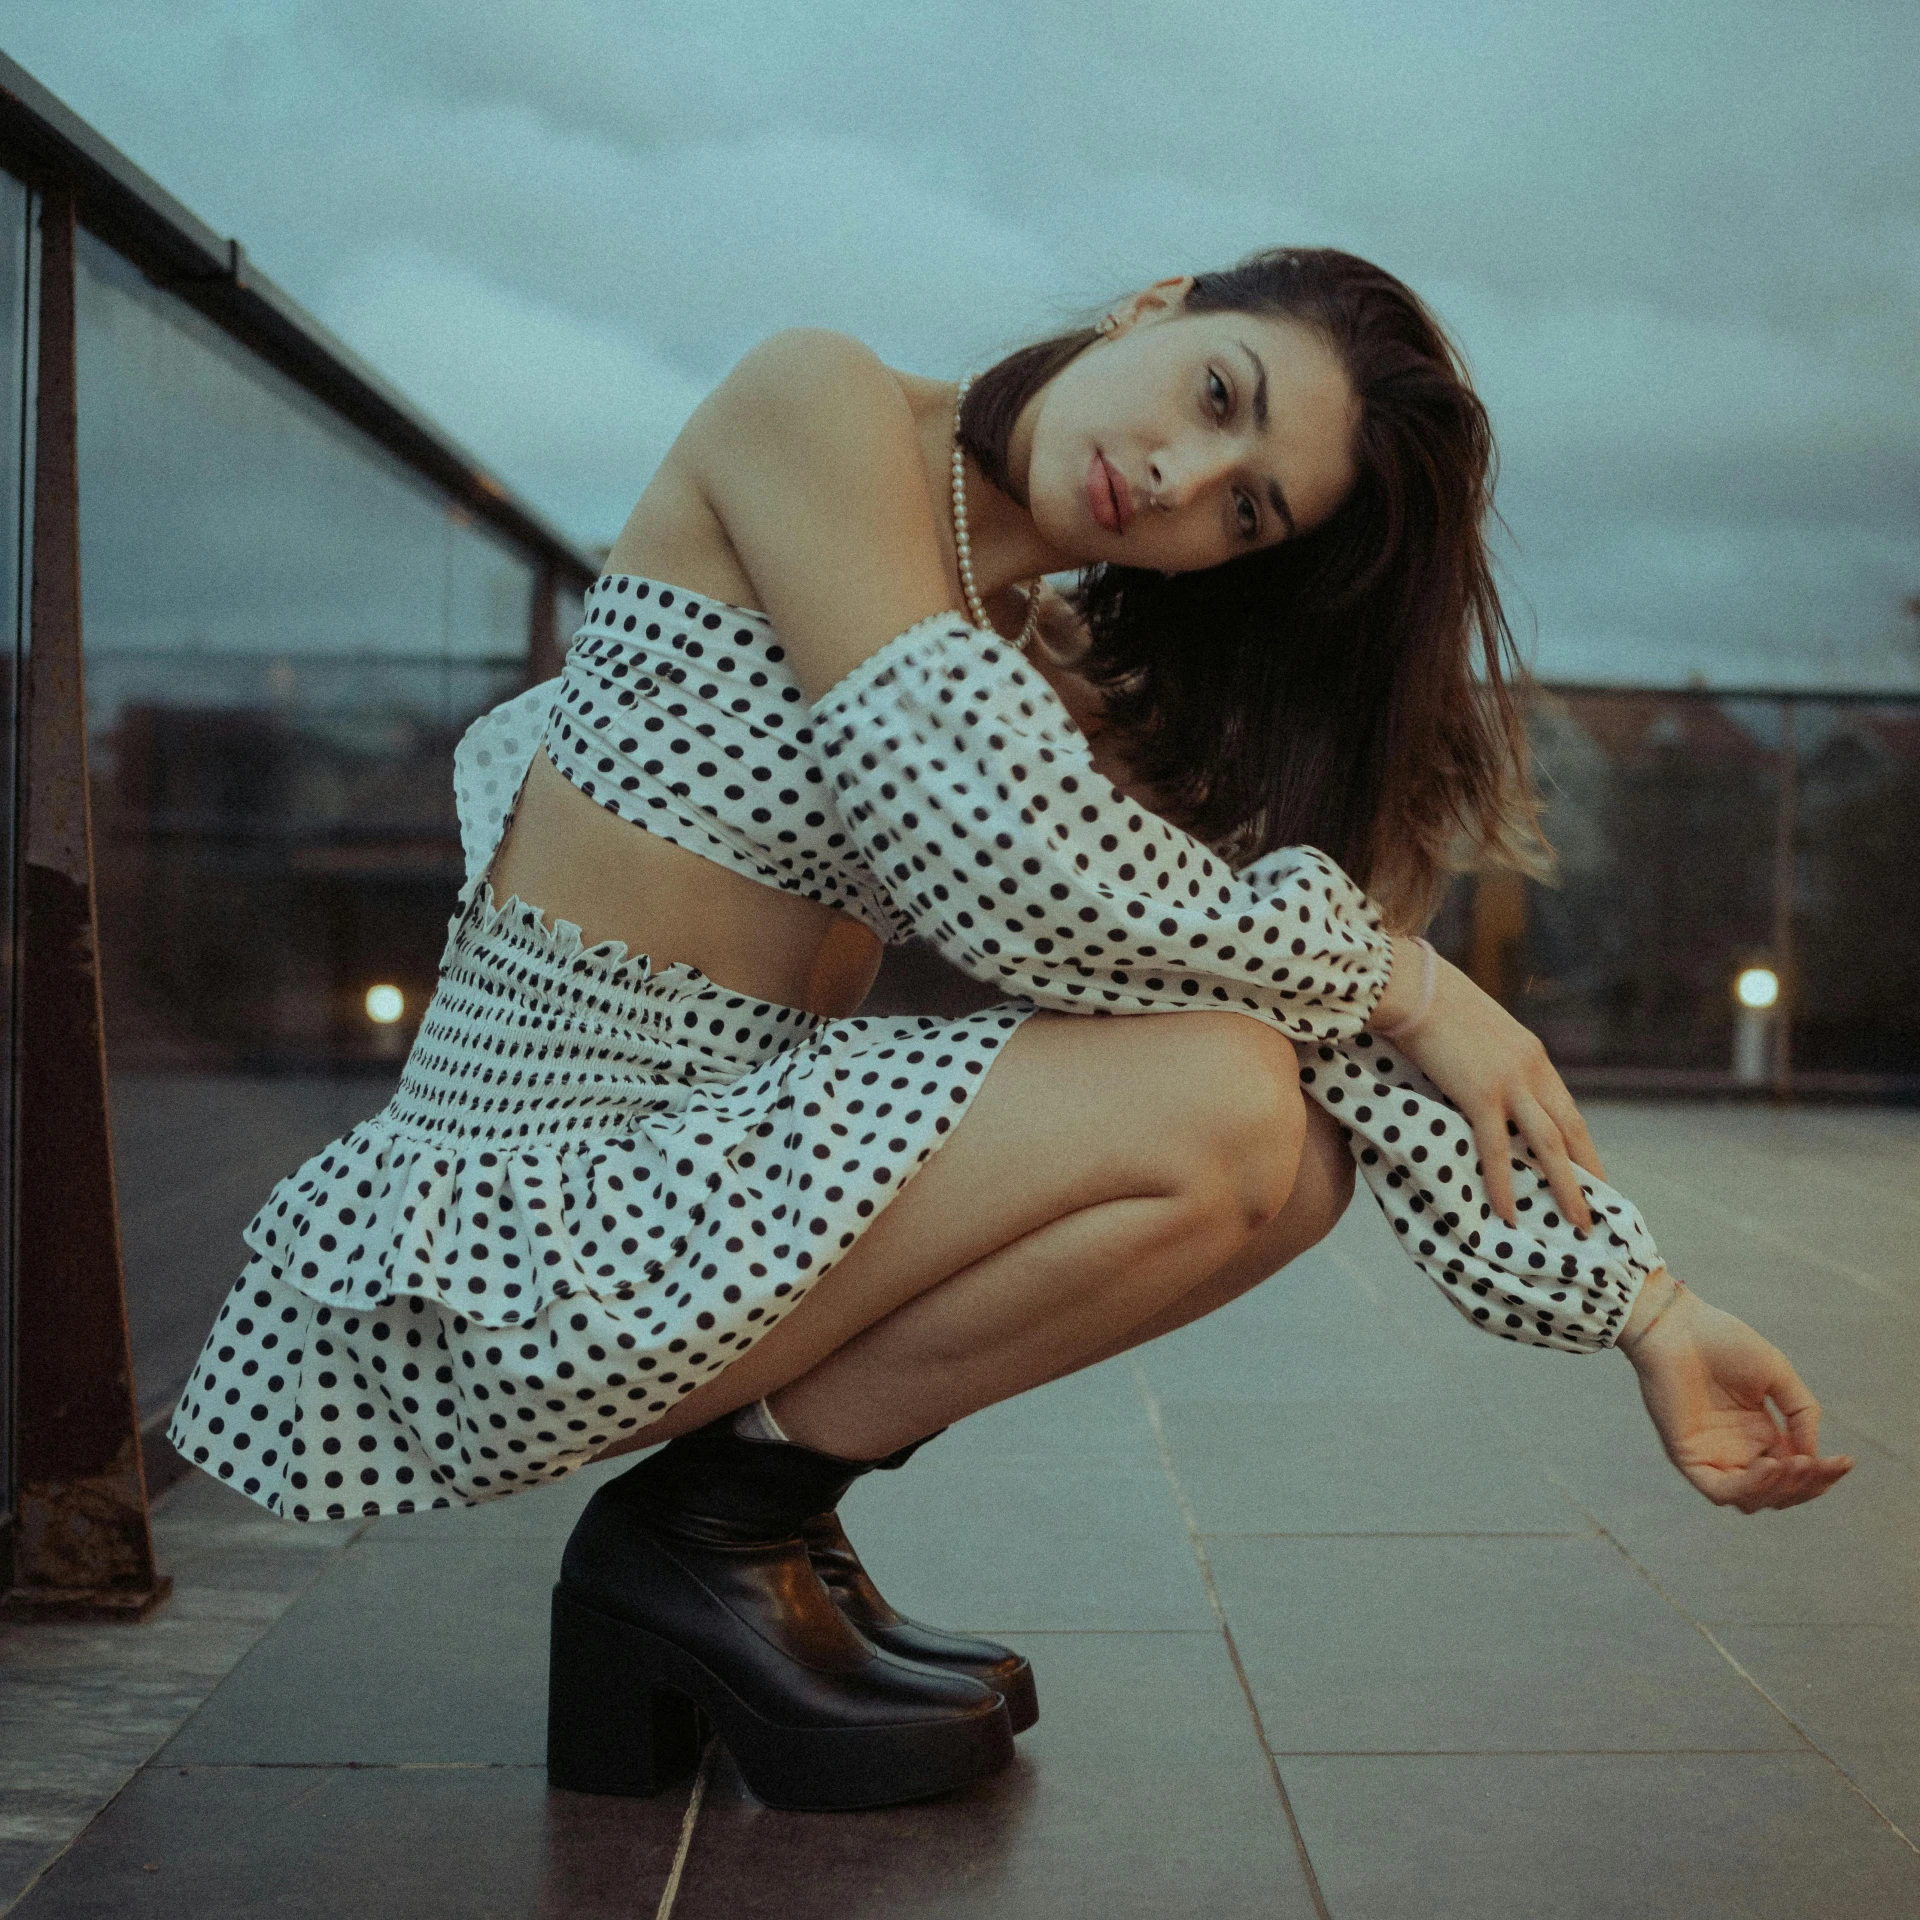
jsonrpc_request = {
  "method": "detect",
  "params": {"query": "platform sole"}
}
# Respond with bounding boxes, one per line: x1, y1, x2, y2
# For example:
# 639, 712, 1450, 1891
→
546, 1586, 1015, 1811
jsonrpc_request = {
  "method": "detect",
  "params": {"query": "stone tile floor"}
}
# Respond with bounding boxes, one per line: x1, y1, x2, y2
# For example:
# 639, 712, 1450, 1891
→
4, 1101, 1917, 1917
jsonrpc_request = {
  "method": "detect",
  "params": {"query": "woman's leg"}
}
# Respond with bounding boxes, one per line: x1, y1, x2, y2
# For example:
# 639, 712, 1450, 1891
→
1034, 1096, 1355, 1379
596, 1009, 1325, 1464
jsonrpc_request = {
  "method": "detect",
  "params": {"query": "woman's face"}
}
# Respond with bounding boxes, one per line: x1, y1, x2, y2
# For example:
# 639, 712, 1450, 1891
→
1019, 285, 1360, 575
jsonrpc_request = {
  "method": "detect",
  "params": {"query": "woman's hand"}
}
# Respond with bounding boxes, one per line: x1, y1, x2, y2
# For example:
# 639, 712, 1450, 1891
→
1378, 943, 1601, 1230
1621, 1275, 1855, 1511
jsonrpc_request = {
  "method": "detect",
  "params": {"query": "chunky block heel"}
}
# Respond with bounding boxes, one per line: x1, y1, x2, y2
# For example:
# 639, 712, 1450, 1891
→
550, 1417, 1016, 1812
547, 1586, 706, 1796
548, 1585, 1010, 1811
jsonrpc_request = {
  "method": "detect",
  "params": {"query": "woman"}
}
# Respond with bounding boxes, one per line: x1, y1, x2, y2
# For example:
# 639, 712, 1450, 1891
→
170, 248, 1852, 1813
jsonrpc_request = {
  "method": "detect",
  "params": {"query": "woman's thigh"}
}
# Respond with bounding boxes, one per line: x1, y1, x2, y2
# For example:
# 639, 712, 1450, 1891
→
597, 1008, 1303, 1453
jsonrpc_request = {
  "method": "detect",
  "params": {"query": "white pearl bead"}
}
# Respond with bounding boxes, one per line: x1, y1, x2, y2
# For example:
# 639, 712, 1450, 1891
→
953, 374, 1040, 653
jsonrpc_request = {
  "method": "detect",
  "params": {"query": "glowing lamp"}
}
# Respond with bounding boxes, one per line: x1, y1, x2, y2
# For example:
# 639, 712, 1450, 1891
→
365, 984, 406, 1025
1734, 967, 1779, 1011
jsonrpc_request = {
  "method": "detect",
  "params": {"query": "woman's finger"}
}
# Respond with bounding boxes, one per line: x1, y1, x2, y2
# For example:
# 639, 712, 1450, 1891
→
1535, 1075, 1606, 1183
1767, 1358, 1823, 1457
1472, 1108, 1517, 1223
1751, 1457, 1851, 1512
1510, 1091, 1592, 1231
1693, 1449, 1852, 1513
1687, 1453, 1786, 1507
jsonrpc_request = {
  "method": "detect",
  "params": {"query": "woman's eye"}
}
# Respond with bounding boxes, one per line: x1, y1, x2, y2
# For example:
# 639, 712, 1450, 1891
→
1207, 368, 1231, 417
1234, 491, 1259, 541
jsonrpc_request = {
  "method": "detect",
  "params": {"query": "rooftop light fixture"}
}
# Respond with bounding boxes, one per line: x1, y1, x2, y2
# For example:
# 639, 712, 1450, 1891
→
1732, 963, 1781, 1085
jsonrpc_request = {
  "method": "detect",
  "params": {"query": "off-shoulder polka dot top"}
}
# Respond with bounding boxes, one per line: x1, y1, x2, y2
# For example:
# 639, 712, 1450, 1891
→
455, 576, 1663, 1356
457, 575, 900, 942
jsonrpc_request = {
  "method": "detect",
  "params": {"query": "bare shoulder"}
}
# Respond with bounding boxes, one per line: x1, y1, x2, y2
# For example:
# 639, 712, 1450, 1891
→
609, 331, 913, 605
676, 330, 952, 700
710, 327, 904, 415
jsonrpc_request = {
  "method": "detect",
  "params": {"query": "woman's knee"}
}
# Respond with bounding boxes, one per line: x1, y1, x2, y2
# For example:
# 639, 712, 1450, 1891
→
1147, 1014, 1305, 1227
1290, 1101, 1357, 1247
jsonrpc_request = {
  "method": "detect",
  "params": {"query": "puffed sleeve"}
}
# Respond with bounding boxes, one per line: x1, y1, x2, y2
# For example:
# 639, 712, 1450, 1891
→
1298, 1032, 1660, 1352
815, 615, 1661, 1355
813, 617, 1393, 1043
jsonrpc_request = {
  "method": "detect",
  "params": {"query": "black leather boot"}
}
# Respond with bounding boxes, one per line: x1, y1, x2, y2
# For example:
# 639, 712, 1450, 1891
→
803, 1434, 1039, 1735
548, 1417, 1013, 1811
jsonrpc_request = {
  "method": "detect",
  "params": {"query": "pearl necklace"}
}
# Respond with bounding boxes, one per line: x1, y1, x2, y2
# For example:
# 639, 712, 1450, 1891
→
952, 375, 1042, 653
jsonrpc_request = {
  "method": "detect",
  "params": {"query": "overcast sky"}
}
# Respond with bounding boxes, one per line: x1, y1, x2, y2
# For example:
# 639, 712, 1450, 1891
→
9, 0, 1919, 687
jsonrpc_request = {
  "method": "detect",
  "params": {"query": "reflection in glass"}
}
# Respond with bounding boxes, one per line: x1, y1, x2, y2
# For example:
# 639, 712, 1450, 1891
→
72, 227, 540, 1420
1514, 692, 1778, 1071
1791, 703, 1920, 1074
1435, 690, 1920, 1082
76, 230, 534, 1073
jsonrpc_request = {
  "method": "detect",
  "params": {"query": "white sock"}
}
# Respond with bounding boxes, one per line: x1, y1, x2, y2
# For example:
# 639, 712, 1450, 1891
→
732, 1398, 791, 1445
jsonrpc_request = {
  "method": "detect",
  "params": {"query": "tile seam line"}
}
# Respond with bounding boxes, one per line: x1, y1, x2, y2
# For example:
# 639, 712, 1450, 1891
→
1328, 1243, 1920, 1859
1683, 1623, 1920, 1856
0, 1529, 367, 1920
1603, 1150, 1907, 1307
156, 1760, 543, 1771
1194, 1529, 1591, 1539
652, 1744, 712, 1920
1131, 1357, 1333, 1920
0, 1751, 156, 1919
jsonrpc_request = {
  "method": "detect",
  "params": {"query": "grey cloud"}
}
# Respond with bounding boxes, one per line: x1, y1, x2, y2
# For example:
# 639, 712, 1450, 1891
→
7, 0, 1918, 683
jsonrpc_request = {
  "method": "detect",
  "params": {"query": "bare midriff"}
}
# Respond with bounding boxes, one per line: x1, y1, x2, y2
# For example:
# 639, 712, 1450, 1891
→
487, 750, 885, 1019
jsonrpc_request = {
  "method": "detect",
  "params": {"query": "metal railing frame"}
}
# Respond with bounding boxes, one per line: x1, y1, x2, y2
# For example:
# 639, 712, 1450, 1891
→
0, 56, 594, 1613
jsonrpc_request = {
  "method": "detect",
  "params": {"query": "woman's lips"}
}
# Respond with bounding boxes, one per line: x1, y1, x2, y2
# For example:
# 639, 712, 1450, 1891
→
1088, 451, 1133, 533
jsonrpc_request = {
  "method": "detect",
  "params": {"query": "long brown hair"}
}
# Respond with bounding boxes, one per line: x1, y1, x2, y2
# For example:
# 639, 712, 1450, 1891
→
959, 247, 1547, 931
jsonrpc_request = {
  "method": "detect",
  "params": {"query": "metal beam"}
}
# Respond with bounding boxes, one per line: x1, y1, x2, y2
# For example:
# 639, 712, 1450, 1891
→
3, 185, 169, 1622
0, 50, 598, 592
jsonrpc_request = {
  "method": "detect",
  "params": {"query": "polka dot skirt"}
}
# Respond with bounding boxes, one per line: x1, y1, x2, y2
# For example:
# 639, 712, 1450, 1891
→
168, 880, 1026, 1520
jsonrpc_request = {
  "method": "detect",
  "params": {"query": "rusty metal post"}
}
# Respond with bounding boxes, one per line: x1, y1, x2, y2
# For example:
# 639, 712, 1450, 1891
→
3, 185, 170, 1620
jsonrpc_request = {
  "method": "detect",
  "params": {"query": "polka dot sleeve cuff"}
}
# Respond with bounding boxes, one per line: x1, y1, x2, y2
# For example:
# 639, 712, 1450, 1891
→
814, 618, 1394, 1043
1300, 1032, 1662, 1353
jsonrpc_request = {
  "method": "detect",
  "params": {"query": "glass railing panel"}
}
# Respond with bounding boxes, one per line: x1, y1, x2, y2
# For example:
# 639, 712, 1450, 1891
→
0, 169, 29, 1524
71, 226, 539, 1422
1789, 701, 1920, 1075
1489, 690, 1782, 1073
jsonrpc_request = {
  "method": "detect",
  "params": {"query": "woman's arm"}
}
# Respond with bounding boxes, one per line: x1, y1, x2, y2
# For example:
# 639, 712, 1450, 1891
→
1022, 590, 1606, 1235
814, 615, 1395, 1041
813, 611, 1667, 1356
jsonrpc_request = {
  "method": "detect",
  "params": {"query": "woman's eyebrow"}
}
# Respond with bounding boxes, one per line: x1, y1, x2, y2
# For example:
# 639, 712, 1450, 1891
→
1236, 340, 1297, 535
1237, 340, 1269, 429
1266, 478, 1296, 538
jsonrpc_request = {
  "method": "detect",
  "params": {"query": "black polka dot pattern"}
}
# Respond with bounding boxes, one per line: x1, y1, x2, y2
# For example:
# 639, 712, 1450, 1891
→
1300, 1034, 1655, 1351
167, 874, 1023, 1515
813, 615, 1660, 1353
816, 618, 1393, 1037
171, 575, 1662, 1524
534, 575, 898, 938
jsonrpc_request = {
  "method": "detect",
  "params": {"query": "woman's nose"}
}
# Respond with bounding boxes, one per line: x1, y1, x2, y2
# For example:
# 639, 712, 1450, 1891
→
1147, 446, 1233, 510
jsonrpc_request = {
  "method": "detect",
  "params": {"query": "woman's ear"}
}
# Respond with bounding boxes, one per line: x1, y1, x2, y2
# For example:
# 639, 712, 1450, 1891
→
1103, 275, 1196, 337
